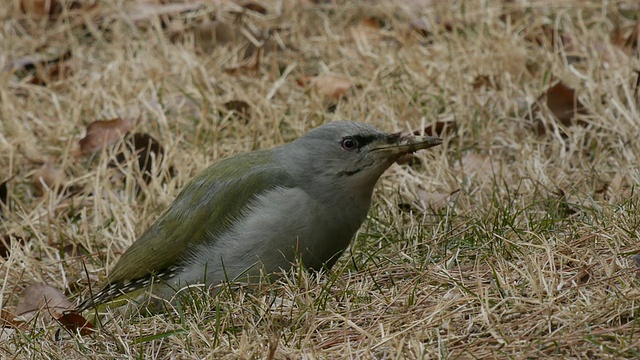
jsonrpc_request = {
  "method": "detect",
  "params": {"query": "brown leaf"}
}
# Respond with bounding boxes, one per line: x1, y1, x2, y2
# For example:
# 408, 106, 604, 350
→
413, 121, 457, 137
112, 133, 172, 187
0, 235, 27, 259
19, 0, 91, 20
15, 284, 74, 321
56, 312, 94, 336
240, 2, 267, 14
223, 100, 251, 122
79, 118, 132, 155
33, 160, 67, 196
20, 0, 63, 18
527, 82, 588, 135
349, 17, 382, 40
546, 82, 587, 126
297, 75, 353, 100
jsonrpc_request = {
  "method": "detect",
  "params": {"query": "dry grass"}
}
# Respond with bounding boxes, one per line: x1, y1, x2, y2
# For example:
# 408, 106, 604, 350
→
1, 0, 640, 358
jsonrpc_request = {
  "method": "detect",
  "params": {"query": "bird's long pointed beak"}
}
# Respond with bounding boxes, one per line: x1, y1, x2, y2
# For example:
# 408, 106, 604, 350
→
374, 134, 443, 155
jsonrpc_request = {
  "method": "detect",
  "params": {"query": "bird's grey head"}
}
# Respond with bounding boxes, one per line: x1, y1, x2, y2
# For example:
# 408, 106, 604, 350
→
281, 121, 442, 198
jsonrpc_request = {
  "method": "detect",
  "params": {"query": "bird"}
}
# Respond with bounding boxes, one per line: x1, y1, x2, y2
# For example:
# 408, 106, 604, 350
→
78, 121, 442, 312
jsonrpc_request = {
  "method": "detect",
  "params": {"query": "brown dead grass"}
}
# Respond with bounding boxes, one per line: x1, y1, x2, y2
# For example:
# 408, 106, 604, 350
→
1, 0, 640, 358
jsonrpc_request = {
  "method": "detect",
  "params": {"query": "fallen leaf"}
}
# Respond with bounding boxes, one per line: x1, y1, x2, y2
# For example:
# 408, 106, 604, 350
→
33, 160, 67, 196
15, 284, 74, 321
112, 133, 173, 187
526, 82, 588, 135
239, 2, 267, 14
20, 0, 63, 18
546, 82, 588, 125
297, 75, 353, 100
349, 17, 382, 40
79, 118, 133, 155
56, 312, 94, 336
223, 100, 251, 121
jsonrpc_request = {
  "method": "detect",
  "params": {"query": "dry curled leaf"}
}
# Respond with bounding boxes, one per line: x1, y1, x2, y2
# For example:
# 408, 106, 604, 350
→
349, 17, 382, 41
79, 118, 132, 155
239, 2, 267, 14
15, 284, 74, 321
20, 0, 63, 18
526, 82, 588, 135
545, 82, 587, 126
112, 133, 173, 188
56, 312, 94, 336
297, 75, 353, 100
223, 100, 251, 121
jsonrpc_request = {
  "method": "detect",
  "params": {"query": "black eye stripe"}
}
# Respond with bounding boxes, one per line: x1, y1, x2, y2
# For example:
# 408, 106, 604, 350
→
341, 134, 380, 148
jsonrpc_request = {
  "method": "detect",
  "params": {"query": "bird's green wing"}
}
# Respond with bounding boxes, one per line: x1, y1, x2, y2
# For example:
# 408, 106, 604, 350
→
105, 149, 295, 285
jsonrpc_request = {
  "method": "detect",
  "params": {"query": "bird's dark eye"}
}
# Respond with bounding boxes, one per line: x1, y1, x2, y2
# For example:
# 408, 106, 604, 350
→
341, 137, 358, 151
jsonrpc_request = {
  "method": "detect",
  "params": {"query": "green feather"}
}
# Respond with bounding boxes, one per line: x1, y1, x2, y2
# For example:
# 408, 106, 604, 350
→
105, 149, 295, 286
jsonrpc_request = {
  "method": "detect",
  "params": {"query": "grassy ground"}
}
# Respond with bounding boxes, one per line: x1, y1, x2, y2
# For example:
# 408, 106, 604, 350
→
1, 0, 640, 358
